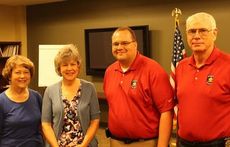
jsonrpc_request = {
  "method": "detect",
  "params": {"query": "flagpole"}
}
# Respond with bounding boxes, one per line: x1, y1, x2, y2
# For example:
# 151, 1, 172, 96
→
171, 7, 184, 147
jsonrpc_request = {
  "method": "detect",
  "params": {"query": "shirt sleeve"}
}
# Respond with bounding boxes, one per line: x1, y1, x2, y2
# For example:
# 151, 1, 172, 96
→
0, 101, 3, 133
31, 90, 43, 112
150, 66, 175, 113
89, 83, 101, 120
41, 87, 52, 122
36, 91, 42, 111
0, 95, 5, 135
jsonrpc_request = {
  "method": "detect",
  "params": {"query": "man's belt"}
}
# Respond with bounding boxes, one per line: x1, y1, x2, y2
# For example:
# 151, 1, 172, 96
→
105, 128, 157, 144
178, 136, 230, 147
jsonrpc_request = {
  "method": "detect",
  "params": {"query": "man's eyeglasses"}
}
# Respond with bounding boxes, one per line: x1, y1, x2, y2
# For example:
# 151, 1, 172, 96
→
187, 28, 212, 37
112, 41, 135, 47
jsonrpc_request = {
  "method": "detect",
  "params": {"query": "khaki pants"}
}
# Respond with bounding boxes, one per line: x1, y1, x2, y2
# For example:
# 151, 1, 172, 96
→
110, 138, 157, 147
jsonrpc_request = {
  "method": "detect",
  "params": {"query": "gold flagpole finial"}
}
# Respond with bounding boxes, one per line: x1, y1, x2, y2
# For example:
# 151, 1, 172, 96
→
172, 8, 182, 27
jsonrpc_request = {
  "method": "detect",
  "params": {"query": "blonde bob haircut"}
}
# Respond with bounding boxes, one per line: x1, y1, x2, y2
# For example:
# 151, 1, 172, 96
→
54, 44, 82, 76
2, 55, 35, 81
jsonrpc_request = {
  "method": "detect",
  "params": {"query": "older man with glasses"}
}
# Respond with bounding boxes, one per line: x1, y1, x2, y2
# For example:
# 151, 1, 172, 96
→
103, 26, 175, 147
175, 12, 230, 147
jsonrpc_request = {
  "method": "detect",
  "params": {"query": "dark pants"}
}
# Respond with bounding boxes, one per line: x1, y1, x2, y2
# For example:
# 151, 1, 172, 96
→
178, 137, 225, 147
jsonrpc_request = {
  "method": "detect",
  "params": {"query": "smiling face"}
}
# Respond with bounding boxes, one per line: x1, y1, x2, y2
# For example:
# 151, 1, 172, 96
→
60, 58, 80, 81
10, 65, 31, 89
2, 55, 34, 90
112, 29, 137, 67
54, 44, 81, 77
186, 13, 217, 54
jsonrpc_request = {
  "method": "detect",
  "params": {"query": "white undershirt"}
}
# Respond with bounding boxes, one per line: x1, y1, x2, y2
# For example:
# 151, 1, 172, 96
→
121, 67, 129, 73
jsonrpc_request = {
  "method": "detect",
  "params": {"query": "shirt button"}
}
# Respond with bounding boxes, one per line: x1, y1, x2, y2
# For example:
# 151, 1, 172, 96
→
197, 70, 199, 72
120, 81, 123, 84
195, 77, 198, 80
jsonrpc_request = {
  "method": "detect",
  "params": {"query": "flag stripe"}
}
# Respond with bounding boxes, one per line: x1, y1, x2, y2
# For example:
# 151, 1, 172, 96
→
170, 22, 186, 90
170, 21, 186, 121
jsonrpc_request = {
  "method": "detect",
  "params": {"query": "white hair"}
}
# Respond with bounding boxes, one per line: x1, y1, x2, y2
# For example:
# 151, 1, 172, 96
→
186, 12, 216, 30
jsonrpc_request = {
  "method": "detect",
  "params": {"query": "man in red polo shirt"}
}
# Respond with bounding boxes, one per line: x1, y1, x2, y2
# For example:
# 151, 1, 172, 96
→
176, 12, 230, 147
103, 26, 175, 147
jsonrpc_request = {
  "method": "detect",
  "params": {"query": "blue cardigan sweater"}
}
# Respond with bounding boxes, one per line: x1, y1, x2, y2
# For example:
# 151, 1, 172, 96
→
42, 79, 100, 147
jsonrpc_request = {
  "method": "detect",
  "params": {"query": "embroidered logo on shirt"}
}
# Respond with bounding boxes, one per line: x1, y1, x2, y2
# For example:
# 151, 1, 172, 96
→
168, 99, 172, 103
131, 80, 137, 89
206, 74, 214, 85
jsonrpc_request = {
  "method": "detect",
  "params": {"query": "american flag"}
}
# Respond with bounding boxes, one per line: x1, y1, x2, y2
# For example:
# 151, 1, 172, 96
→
170, 22, 186, 89
170, 22, 186, 146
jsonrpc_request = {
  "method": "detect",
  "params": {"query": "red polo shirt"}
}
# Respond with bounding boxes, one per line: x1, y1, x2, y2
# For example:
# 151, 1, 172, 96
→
176, 47, 230, 141
103, 53, 174, 138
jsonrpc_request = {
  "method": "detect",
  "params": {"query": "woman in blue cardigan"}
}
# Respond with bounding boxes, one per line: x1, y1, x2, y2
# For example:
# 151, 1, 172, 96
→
41, 44, 100, 147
